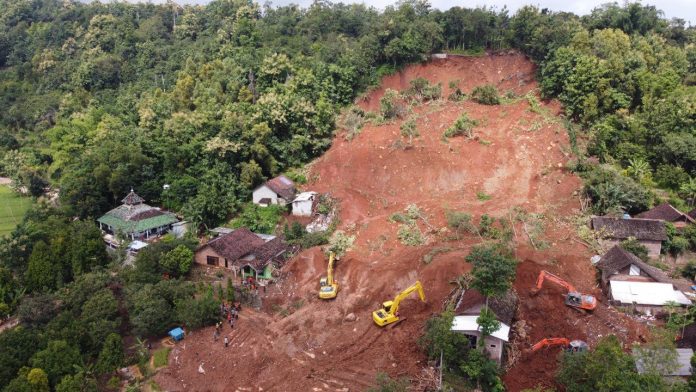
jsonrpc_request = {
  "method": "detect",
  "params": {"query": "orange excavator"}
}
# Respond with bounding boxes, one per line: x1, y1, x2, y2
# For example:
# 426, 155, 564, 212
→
530, 338, 588, 353
531, 270, 597, 311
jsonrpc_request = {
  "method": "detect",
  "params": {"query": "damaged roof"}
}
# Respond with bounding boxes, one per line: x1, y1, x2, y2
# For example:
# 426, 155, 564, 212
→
597, 245, 670, 283
591, 217, 667, 241
203, 228, 265, 261
241, 237, 289, 269
455, 289, 518, 326
635, 203, 694, 223
263, 175, 296, 200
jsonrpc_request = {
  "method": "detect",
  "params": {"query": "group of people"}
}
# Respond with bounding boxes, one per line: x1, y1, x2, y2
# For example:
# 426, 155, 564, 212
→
215, 301, 242, 347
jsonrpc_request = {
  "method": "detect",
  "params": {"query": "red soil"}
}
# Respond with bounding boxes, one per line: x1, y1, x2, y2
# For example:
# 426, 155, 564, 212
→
154, 53, 645, 391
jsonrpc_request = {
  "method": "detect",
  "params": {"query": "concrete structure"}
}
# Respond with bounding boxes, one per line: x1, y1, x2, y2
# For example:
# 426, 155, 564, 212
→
452, 290, 517, 364
292, 192, 317, 216
451, 315, 510, 362
609, 281, 691, 314
591, 216, 667, 258
194, 228, 289, 281
252, 175, 296, 206
98, 189, 178, 241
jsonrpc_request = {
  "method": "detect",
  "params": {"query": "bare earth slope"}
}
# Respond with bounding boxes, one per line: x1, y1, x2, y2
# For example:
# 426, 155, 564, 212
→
155, 53, 643, 392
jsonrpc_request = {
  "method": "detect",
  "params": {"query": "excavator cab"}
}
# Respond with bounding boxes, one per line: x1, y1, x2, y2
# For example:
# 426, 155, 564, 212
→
565, 292, 597, 311
567, 340, 588, 353
318, 252, 338, 299
373, 282, 425, 327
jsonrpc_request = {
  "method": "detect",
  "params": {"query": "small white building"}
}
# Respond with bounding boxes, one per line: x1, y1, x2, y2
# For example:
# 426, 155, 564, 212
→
451, 290, 517, 364
292, 192, 317, 216
252, 175, 296, 206
451, 315, 511, 361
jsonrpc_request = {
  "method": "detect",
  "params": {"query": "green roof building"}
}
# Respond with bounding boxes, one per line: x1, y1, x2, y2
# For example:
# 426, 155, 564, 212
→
97, 189, 179, 241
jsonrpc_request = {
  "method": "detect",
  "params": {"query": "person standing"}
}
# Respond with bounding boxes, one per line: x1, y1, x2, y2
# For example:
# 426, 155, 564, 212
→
224, 336, 229, 348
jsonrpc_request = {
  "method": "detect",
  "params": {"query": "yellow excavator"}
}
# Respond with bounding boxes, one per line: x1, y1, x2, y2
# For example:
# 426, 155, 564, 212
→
372, 281, 426, 327
318, 252, 338, 299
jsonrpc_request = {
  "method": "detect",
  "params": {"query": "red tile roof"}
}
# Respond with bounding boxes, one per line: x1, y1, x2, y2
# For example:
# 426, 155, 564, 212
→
635, 203, 694, 223
264, 175, 296, 200
203, 228, 265, 261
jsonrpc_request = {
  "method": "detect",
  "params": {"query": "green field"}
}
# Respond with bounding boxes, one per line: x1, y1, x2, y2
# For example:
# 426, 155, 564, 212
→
0, 186, 31, 237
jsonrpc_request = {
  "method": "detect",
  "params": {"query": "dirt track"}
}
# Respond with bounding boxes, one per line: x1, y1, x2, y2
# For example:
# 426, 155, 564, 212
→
155, 53, 645, 391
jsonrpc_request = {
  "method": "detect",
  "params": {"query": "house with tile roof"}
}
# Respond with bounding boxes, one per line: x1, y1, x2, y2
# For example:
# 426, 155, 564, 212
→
252, 175, 296, 206
97, 189, 179, 241
591, 216, 667, 258
596, 245, 670, 290
194, 228, 290, 281
635, 203, 695, 229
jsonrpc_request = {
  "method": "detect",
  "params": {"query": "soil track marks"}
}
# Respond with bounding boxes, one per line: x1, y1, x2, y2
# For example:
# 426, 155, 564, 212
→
155, 53, 644, 391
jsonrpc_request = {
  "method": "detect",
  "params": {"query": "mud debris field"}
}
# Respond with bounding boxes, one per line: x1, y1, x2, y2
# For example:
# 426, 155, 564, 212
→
155, 53, 647, 392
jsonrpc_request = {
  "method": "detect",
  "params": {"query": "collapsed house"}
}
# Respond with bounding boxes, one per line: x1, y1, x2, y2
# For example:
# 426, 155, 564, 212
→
591, 216, 667, 258
194, 228, 290, 281
451, 290, 518, 364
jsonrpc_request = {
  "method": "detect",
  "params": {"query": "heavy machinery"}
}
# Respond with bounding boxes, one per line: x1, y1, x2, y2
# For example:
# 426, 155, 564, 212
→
530, 338, 588, 353
318, 252, 338, 299
531, 270, 597, 311
373, 281, 426, 327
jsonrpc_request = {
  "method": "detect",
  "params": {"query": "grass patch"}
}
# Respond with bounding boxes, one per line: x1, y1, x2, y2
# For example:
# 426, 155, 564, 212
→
152, 347, 171, 368
423, 246, 452, 264
476, 191, 492, 201
0, 185, 31, 237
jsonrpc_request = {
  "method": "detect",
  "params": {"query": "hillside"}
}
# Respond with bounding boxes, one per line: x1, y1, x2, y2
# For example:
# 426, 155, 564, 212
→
154, 53, 645, 391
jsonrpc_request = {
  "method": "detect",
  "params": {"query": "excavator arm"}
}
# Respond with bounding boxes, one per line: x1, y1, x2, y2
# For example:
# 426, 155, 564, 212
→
326, 252, 335, 285
531, 338, 570, 352
388, 281, 425, 316
373, 281, 426, 327
535, 270, 576, 293
531, 338, 588, 353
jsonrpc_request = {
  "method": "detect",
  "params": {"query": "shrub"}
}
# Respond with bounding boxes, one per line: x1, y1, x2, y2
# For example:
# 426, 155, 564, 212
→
230, 203, 283, 234
366, 373, 410, 392
620, 237, 649, 261
397, 223, 425, 246
444, 113, 478, 139
471, 84, 500, 105
338, 107, 367, 141
175, 293, 219, 330
582, 165, 652, 215
328, 230, 355, 258
380, 89, 406, 119
400, 117, 419, 144
403, 78, 441, 102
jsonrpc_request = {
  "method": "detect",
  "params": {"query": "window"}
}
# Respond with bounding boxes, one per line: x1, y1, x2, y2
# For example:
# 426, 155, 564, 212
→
206, 256, 219, 266
629, 264, 640, 276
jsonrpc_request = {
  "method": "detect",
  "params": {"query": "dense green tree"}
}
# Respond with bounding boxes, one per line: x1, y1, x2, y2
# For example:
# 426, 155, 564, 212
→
55, 371, 98, 392
466, 243, 517, 299
0, 328, 45, 387
95, 333, 124, 374
160, 245, 194, 277
30, 340, 83, 388
24, 241, 56, 292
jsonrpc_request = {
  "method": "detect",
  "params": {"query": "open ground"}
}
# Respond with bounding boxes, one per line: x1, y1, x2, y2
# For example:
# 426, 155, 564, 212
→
0, 184, 31, 237
154, 53, 646, 392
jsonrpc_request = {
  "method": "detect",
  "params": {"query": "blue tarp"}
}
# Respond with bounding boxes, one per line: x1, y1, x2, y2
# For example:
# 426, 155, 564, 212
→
169, 327, 184, 341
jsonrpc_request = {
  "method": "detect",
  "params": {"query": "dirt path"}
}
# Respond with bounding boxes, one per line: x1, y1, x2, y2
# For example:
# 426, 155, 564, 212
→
155, 53, 644, 391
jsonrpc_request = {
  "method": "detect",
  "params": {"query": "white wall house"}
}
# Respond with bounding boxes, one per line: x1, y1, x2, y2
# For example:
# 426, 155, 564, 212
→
252, 175, 296, 206
451, 315, 510, 363
292, 192, 317, 216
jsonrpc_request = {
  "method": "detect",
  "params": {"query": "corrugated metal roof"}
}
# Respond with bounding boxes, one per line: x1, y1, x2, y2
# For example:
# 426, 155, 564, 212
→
610, 281, 692, 306
293, 191, 317, 202
451, 315, 510, 342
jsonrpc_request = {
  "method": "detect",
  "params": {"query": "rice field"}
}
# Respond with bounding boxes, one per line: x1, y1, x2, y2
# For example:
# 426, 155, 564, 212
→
0, 186, 31, 237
